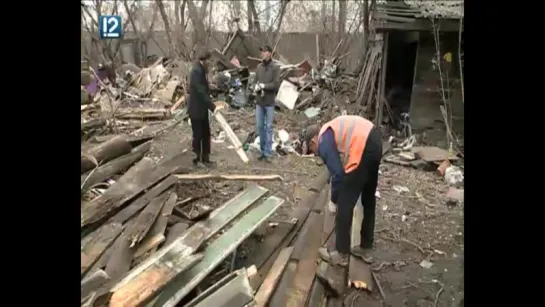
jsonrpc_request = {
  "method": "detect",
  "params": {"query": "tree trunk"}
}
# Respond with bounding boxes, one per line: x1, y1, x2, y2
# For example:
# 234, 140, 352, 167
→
81, 135, 132, 174
247, 0, 254, 32
338, 0, 346, 37
332, 0, 337, 34
272, 0, 289, 43
156, 0, 176, 57
186, 0, 210, 50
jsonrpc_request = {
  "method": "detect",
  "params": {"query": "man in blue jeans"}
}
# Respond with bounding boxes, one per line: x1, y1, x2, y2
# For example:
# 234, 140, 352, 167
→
254, 45, 280, 162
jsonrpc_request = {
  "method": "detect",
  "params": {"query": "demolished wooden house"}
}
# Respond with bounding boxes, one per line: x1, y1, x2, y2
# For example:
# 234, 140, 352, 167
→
359, 0, 464, 146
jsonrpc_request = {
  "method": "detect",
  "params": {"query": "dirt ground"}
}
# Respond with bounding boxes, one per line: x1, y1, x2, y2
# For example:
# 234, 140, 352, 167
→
149, 108, 464, 307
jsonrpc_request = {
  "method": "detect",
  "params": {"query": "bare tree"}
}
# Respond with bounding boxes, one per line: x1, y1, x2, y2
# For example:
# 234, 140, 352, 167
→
156, 0, 177, 57
186, 0, 210, 50
123, 0, 158, 63
338, 0, 347, 37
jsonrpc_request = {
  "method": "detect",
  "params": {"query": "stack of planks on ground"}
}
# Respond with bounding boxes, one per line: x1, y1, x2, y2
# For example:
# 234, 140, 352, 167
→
237, 169, 376, 307
81, 176, 284, 306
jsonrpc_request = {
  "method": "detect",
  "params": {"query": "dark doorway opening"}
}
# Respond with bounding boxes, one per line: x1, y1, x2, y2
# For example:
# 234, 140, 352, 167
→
384, 31, 418, 129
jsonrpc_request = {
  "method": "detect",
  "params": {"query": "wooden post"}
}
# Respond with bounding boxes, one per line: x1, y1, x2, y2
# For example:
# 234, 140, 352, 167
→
375, 33, 389, 125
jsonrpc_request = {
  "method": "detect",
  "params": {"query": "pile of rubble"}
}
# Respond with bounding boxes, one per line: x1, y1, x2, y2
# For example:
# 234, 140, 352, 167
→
80, 30, 380, 307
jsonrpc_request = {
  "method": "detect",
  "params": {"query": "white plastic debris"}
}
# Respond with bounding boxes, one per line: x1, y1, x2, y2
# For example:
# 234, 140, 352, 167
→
212, 131, 226, 143
419, 259, 433, 269
393, 185, 410, 193
444, 165, 464, 185
304, 107, 321, 119
375, 190, 381, 198
278, 129, 290, 144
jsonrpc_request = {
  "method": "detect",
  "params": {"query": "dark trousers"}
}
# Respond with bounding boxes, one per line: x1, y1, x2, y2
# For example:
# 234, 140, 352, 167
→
335, 127, 382, 254
190, 116, 211, 160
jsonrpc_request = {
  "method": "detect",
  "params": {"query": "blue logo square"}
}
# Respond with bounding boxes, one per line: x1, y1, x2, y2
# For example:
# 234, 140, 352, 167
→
99, 15, 122, 39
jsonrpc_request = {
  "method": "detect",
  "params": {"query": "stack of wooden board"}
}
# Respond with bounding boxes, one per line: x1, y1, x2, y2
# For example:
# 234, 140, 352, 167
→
81, 158, 284, 307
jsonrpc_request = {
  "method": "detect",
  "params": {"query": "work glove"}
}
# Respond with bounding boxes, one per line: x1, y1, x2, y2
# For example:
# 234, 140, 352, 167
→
258, 83, 265, 90
328, 200, 337, 214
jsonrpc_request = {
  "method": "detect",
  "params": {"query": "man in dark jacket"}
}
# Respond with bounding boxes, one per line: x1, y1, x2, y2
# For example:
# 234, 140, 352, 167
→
188, 50, 222, 167
254, 45, 281, 162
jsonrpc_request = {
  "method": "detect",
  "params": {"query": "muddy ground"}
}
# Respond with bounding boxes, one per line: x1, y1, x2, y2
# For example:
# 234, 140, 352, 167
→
149, 108, 464, 307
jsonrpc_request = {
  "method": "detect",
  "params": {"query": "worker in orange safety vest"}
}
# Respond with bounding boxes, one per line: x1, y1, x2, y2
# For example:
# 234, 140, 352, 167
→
304, 115, 382, 267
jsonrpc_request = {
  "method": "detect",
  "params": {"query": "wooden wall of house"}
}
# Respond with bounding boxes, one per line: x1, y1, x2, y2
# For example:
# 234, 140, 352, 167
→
409, 31, 464, 145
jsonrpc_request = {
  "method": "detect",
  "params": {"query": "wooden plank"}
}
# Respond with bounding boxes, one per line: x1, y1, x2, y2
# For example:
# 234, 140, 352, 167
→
348, 198, 373, 291
244, 220, 297, 271
81, 222, 122, 277
374, 18, 461, 32
109, 253, 204, 307
316, 192, 346, 303
213, 111, 249, 163
133, 233, 165, 258
104, 233, 134, 282
111, 185, 269, 296
81, 151, 145, 192
174, 173, 283, 181
133, 192, 177, 258
186, 267, 256, 307
163, 222, 190, 246
81, 155, 186, 227
126, 192, 169, 247
266, 170, 330, 307
81, 269, 110, 300
306, 278, 326, 307
109, 175, 178, 224
284, 187, 328, 307
254, 247, 294, 307
81, 157, 154, 227
150, 196, 285, 307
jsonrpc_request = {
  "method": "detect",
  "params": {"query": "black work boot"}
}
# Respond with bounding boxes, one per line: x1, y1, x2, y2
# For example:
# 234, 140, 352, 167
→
351, 246, 374, 264
257, 154, 265, 161
318, 247, 349, 267
202, 154, 216, 168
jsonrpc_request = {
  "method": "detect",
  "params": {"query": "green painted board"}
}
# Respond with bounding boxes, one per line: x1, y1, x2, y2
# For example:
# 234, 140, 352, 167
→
113, 184, 268, 291
149, 196, 285, 307
185, 267, 254, 307
200, 184, 269, 242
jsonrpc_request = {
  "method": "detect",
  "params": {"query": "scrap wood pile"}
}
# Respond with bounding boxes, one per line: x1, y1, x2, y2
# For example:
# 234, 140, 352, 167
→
207, 29, 366, 124
80, 141, 287, 306
81, 57, 192, 142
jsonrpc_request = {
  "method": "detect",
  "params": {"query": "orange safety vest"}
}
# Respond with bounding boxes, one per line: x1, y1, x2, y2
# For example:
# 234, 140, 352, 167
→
318, 115, 374, 173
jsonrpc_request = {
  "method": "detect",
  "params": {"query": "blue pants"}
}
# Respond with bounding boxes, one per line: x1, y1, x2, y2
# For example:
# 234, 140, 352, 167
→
255, 105, 275, 157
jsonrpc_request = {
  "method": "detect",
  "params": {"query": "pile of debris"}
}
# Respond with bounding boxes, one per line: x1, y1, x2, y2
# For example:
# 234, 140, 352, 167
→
207, 29, 362, 124
382, 135, 464, 204
80, 137, 288, 306
81, 57, 191, 143
80, 129, 333, 307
